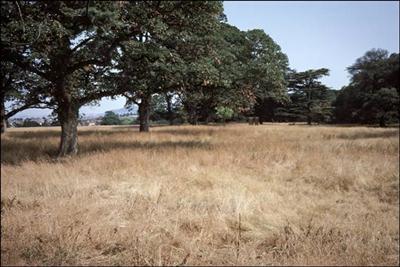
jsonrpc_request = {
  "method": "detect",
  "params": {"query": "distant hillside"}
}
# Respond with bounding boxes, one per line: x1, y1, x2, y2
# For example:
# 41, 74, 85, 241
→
106, 106, 138, 116
79, 107, 138, 119
9, 106, 138, 120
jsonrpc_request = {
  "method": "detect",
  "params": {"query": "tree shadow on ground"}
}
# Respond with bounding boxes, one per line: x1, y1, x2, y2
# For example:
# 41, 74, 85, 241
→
336, 130, 399, 140
1, 130, 213, 165
7, 129, 137, 140
8, 124, 220, 139
154, 128, 218, 136
286, 123, 399, 128
110, 124, 190, 130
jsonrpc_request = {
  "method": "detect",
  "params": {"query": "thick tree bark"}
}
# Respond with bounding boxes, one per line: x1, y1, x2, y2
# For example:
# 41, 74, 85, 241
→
57, 103, 79, 157
1, 119, 5, 134
138, 94, 151, 132
1, 99, 6, 134
55, 78, 80, 157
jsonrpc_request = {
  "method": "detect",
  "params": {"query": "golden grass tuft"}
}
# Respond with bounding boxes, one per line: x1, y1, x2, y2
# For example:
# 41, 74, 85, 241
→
1, 124, 399, 265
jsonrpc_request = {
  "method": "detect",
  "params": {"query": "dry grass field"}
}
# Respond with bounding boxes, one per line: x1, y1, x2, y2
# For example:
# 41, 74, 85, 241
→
1, 123, 399, 266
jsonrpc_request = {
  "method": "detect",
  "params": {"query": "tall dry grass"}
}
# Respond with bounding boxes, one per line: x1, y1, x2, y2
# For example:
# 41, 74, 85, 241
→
1, 124, 399, 266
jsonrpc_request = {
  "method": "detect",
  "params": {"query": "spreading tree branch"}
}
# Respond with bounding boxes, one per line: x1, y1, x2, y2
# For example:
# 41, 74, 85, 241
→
5, 100, 50, 119
4, 50, 52, 81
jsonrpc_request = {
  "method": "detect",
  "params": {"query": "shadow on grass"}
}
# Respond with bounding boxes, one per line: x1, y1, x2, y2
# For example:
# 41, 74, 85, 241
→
336, 130, 399, 140
284, 123, 399, 128
154, 128, 218, 136
7, 129, 138, 140
1, 130, 213, 165
110, 124, 166, 130
1, 141, 58, 165
110, 123, 223, 136
8, 124, 219, 139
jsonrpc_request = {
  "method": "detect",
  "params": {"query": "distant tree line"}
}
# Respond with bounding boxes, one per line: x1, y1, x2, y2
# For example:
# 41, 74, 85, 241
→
143, 50, 399, 127
333, 49, 399, 127
100, 111, 135, 126
1, 1, 399, 157
130, 49, 399, 127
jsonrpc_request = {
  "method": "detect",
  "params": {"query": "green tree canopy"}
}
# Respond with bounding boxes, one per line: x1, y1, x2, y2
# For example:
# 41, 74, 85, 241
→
334, 49, 399, 126
2, 1, 141, 155
1, 1, 224, 154
101, 111, 121, 125
277, 68, 332, 124
0, 61, 50, 133
215, 106, 234, 124
243, 29, 289, 122
108, 1, 224, 130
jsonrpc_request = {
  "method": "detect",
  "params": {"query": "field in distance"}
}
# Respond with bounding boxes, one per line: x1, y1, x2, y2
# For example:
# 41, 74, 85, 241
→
1, 124, 399, 266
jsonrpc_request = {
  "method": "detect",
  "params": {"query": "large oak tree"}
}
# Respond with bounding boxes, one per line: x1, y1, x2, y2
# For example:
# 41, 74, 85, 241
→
2, 1, 143, 155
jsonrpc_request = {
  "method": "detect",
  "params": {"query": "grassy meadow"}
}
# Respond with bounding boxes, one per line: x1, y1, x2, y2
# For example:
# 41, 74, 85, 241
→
1, 123, 399, 266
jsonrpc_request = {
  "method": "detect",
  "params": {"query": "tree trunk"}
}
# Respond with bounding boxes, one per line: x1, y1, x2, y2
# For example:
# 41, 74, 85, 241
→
138, 94, 151, 132
307, 115, 312, 125
307, 98, 312, 125
165, 93, 174, 125
57, 102, 79, 157
205, 114, 212, 125
379, 115, 386, 127
1, 98, 6, 134
189, 111, 198, 125
1, 118, 5, 134
185, 103, 197, 125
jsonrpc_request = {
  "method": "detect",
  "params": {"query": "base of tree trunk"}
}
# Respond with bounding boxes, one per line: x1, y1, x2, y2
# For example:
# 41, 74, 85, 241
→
189, 115, 198, 125
139, 124, 150, 132
1, 100, 6, 133
1, 119, 5, 134
138, 95, 151, 132
57, 109, 79, 157
58, 125, 78, 157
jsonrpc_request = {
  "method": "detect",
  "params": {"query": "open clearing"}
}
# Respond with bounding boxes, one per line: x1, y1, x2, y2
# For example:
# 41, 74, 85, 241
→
1, 124, 399, 266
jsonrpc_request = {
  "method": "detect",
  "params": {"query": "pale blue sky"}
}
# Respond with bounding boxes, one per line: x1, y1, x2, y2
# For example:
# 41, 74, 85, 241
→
12, 1, 400, 118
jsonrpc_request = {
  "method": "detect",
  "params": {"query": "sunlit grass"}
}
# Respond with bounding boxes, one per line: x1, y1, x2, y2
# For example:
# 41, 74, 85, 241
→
1, 124, 399, 265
